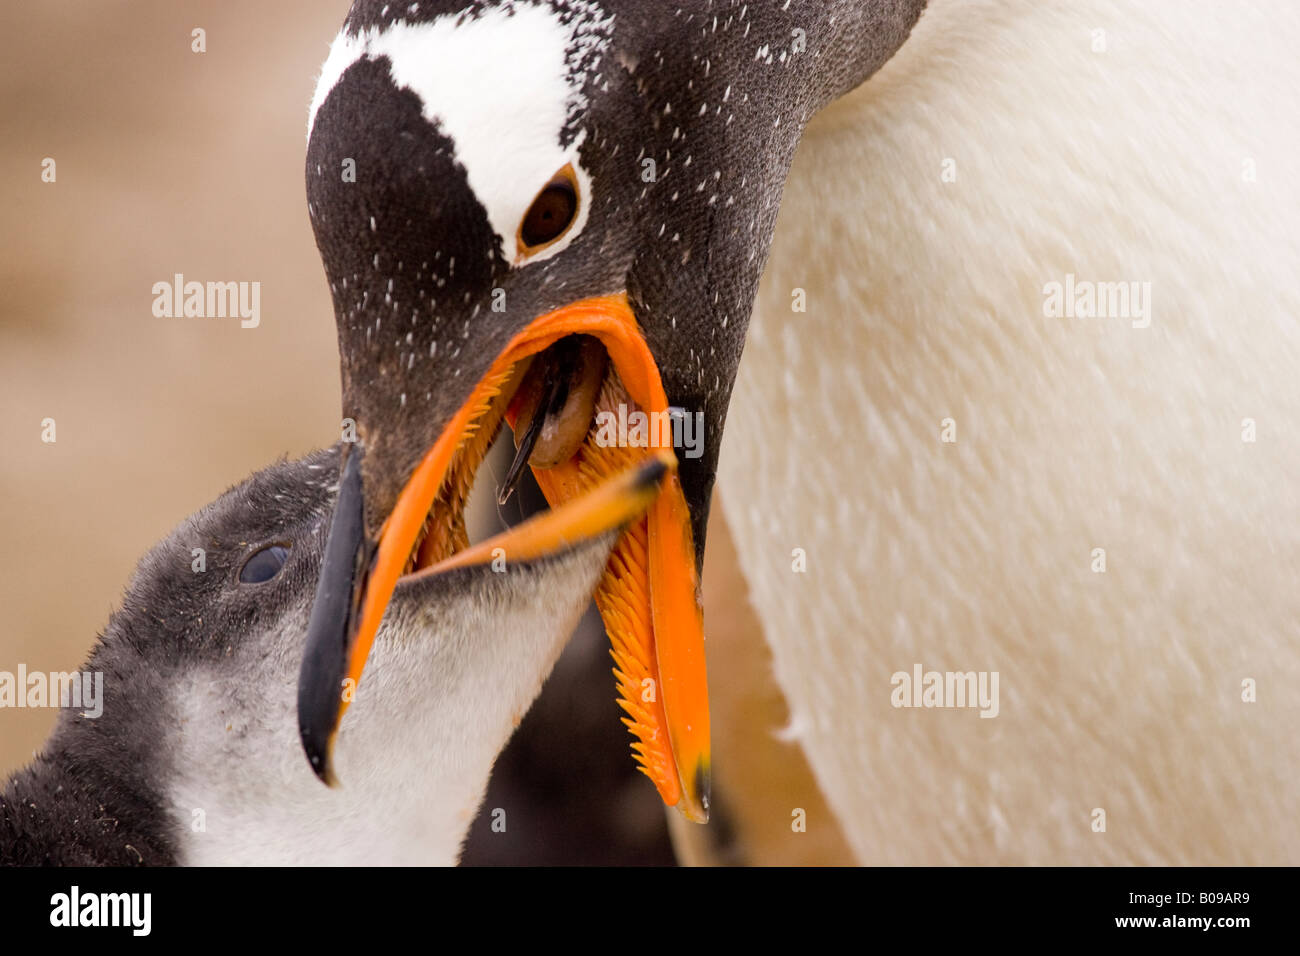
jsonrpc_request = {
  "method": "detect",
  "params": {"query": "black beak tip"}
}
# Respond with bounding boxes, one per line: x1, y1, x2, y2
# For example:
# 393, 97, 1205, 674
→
636, 454, 671, 491
297, 444, 365, 789
300, 726, 337, 786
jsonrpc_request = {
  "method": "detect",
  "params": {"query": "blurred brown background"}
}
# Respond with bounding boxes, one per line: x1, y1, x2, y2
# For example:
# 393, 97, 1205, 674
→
1, 0, 351, 777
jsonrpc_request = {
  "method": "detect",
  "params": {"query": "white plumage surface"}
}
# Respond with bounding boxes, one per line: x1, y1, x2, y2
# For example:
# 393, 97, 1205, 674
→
720, 0, 1300, 864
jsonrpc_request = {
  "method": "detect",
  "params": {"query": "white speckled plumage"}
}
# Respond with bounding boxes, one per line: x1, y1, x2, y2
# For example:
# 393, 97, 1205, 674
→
720, 0, 1300, 864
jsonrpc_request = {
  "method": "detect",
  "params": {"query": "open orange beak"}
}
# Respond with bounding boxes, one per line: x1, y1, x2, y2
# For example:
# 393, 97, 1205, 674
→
297, 294, 711, 823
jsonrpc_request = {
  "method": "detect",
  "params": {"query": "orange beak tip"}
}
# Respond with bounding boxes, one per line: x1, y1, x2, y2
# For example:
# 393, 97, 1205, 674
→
324, 753, 341, 788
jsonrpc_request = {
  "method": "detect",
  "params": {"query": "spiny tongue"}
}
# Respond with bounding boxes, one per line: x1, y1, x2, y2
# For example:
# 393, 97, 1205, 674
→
519, 370, 682, 806
498, 335, 607, 505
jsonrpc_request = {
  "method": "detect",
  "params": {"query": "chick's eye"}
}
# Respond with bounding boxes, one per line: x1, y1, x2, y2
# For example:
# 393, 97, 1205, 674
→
239, 544, 290, 584
518, 167, 579, 254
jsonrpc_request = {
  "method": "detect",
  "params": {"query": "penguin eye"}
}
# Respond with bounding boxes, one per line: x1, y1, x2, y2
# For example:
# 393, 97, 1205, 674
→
239, 544, 290, 584
518, 165, 579, 257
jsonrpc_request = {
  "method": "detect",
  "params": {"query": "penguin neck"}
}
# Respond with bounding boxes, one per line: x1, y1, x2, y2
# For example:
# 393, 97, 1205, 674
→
162, 619, 496, 866
0, 636, 181, 865
163, 544, 611, 866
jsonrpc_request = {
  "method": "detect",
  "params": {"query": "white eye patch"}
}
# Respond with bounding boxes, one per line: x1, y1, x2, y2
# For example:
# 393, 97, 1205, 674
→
308, 3, 610, 262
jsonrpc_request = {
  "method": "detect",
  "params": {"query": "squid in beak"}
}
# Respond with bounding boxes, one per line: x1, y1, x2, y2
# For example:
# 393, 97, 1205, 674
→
298, 294, 710, 823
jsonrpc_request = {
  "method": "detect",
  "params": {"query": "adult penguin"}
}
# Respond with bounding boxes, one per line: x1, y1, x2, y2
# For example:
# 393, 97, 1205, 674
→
297, 0, 928, 822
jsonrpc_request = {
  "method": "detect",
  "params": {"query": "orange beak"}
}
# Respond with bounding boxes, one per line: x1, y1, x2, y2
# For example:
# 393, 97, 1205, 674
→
300, 294, 711, 823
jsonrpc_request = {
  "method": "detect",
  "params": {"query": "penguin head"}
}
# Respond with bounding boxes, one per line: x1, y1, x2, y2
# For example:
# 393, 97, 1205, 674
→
302, 0, 926, 822
79, 445, 665, 864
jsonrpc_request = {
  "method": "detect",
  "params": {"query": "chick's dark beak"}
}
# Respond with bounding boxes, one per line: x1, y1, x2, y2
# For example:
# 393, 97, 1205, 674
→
298, 445, 367, 785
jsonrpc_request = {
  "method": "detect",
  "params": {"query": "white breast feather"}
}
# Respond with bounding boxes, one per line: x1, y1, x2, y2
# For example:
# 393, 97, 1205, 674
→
721, 0, 1300, 864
